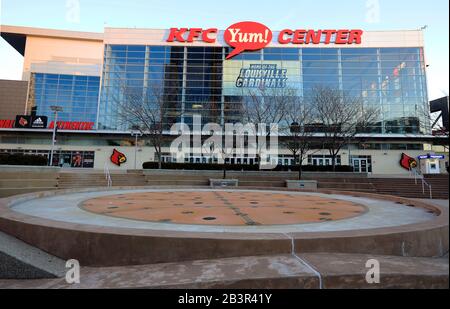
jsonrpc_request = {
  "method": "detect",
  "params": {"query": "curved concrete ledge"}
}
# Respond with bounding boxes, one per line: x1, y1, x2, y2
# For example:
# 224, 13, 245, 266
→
0, 186, 448, 267
1, 253, 448, 289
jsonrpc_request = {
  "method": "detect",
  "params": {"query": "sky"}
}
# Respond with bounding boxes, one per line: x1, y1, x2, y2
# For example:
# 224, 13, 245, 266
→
0, 0, 448, 100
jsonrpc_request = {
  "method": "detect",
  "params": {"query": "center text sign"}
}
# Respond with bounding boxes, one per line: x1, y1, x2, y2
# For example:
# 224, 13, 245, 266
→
166, 21, 363, 59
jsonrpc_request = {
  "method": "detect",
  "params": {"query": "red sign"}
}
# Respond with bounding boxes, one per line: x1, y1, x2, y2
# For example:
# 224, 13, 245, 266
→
167, 28, 218, 43
0, 119, 15, 128
224, 21, 272, 59
278, 29, 363, 45
166, 22, 363, 60
110, 149, 127, 166
0, 119, 94, 131
400, 153, 418, 171
48, 121, 94, 131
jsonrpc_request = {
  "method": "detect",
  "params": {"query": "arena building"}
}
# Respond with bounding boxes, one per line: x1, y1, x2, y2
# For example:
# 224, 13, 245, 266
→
0, 24, 448, 174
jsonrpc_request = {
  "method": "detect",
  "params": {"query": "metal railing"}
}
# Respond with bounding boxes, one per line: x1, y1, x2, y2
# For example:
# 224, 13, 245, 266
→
410, 168, 433, 199
104, 163, 112, 187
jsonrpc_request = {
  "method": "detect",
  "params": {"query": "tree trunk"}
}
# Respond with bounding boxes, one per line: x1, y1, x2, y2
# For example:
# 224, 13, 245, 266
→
332, 155, 336, 172
297, 154, 302, 180
157, 151, 162, 170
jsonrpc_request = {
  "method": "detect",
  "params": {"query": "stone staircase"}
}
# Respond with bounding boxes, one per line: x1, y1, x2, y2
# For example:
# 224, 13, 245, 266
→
424, 175, 449, 199
57, 171, 147, 189
0, 170, 58, 198
143, 171, 371, 189
1, 167, 447, 200
370, 175, 449, 199
315, 177, 377, 193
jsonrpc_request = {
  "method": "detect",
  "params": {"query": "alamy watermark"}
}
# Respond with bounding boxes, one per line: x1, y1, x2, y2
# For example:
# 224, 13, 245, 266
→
365, 259, 380, 284
65, 259, 80, 284
169, 115, 280, 170
66, 0, 80, 24
365, 0, 380, 24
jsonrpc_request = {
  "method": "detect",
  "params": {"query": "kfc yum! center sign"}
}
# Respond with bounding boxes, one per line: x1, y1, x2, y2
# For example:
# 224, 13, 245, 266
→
167, 21, 363, 59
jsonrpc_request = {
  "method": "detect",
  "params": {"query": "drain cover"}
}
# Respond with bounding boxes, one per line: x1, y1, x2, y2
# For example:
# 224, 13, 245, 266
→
319, 212, 331, 216
203, 217, 216, 221
182, 211, 194, 214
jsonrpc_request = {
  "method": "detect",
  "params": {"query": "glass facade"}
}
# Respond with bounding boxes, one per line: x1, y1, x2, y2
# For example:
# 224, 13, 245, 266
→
98, 45, 429, 134
27, 73, 100, 123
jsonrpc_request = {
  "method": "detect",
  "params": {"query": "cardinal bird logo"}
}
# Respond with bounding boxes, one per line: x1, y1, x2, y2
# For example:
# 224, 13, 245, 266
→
18, 117, 28, 127
110, 149, 127, 166
400, 153, 418, 170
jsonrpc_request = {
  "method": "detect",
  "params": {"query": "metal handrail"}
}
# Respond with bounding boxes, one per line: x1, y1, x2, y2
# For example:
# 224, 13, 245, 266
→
104, 163, 112, 187
410, 168, 432, 199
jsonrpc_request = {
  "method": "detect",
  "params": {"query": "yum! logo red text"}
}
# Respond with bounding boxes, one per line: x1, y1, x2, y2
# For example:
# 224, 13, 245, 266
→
224, 21, 272, 59
166, 21, 363, 60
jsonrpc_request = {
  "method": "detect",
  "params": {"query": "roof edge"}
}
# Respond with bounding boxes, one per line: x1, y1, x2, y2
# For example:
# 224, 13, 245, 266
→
0, 24, 104, 42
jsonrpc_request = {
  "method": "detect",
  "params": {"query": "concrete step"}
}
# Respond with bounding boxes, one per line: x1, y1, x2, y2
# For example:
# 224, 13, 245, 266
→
0, 231, 66, 280
146, 180, 209, 186
0, 179, 58, 188
0, 253, 447, 289
0, 188, 58, 198
0, 173, 58, 180
318, 183, 375, 188
239, 181, 285, 187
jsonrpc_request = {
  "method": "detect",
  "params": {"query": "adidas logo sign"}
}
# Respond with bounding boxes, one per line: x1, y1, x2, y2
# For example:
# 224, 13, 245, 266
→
33, 118, 44, 125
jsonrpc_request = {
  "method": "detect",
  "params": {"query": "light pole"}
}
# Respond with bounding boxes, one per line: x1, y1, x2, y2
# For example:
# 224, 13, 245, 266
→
49, 106, 63, 166
131, 129, 143, 170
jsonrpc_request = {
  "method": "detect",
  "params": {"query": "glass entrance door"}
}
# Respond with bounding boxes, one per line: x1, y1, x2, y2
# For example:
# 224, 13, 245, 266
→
353, 158, 369, 173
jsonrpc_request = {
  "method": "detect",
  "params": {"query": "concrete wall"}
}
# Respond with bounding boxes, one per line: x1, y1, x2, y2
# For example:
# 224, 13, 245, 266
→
22, 35, 104, 81
0, 80, 28, 119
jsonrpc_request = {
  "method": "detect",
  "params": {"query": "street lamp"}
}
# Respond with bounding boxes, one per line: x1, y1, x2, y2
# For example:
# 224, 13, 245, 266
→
49, 105, 63, 166
131, 127, 143, 170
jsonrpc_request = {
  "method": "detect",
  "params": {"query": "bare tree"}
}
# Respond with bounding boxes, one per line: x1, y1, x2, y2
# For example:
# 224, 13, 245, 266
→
282, 97, 317, 180
312, 86, 380, 172
241, 87, 293, 168
202, 131, 235, 179
116, 81, 176, 169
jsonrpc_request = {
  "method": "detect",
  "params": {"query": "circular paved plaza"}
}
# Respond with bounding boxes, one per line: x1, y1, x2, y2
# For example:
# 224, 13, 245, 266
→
81, 191, 367, 225
1, 187, 446, 267
8, 188, 438, 233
